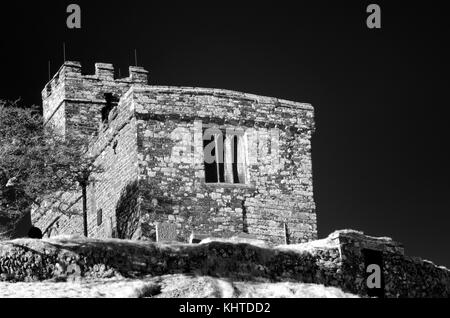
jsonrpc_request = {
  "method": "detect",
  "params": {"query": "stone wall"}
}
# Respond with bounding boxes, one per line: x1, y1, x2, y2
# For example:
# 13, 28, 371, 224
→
34, 61, 317, 246
132, 87, 316, 244
0, 230, 448, 298
34, 62, 146, 237
32, 191, 83, 237
0, 236, 340, 285
34, 88, 140, 240
42, 61, 148, 139
331, 230, 450, 297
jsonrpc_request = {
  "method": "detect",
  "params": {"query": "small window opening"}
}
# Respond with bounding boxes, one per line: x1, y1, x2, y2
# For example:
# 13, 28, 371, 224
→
101, 93, 118, 124
113, 140, 118, 154
97, 209, 103, 226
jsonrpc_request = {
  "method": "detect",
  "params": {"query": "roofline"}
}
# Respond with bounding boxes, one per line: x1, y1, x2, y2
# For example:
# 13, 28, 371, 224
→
128, 86, 314, 111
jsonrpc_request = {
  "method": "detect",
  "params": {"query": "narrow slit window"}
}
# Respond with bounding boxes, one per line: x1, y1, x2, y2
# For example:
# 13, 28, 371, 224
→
97, 209, 103, 226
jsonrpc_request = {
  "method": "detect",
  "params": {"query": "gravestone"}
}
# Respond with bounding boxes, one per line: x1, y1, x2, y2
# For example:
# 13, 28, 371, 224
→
156, 222, 177, 242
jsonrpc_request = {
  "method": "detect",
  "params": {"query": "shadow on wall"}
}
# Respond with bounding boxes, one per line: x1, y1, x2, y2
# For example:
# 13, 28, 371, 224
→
115, 180, 141, 239
114, 179, 177, 241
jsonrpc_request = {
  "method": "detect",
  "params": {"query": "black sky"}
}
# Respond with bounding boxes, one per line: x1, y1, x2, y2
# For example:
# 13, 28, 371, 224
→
0, 1, 449, 266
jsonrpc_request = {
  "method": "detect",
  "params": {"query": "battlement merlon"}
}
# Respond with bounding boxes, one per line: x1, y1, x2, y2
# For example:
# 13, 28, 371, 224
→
42, 61, 149, 100
42, 61, 149, 128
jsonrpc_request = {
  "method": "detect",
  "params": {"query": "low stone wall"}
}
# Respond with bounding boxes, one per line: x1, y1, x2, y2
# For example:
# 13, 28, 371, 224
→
0, 236, 341, 284
333, 231, 450, 297
0, 230, 448, 298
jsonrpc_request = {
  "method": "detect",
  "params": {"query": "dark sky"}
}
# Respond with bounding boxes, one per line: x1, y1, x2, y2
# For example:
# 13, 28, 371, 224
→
0, 1, 449, 266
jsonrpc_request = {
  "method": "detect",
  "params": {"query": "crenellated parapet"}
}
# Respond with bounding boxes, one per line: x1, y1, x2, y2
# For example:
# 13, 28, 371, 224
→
42, 61, 149, 138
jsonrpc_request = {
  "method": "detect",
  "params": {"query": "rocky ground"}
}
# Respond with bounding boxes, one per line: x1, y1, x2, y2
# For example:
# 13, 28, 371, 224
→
0, 274, 358, 298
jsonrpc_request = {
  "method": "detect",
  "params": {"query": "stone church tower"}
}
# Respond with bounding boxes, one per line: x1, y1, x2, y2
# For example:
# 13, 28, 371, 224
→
33, 61, 317, 245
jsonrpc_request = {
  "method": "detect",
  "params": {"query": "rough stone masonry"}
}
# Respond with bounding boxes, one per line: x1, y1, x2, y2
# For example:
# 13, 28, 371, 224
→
33, 61, 316, 245
1, 230, 449, 298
